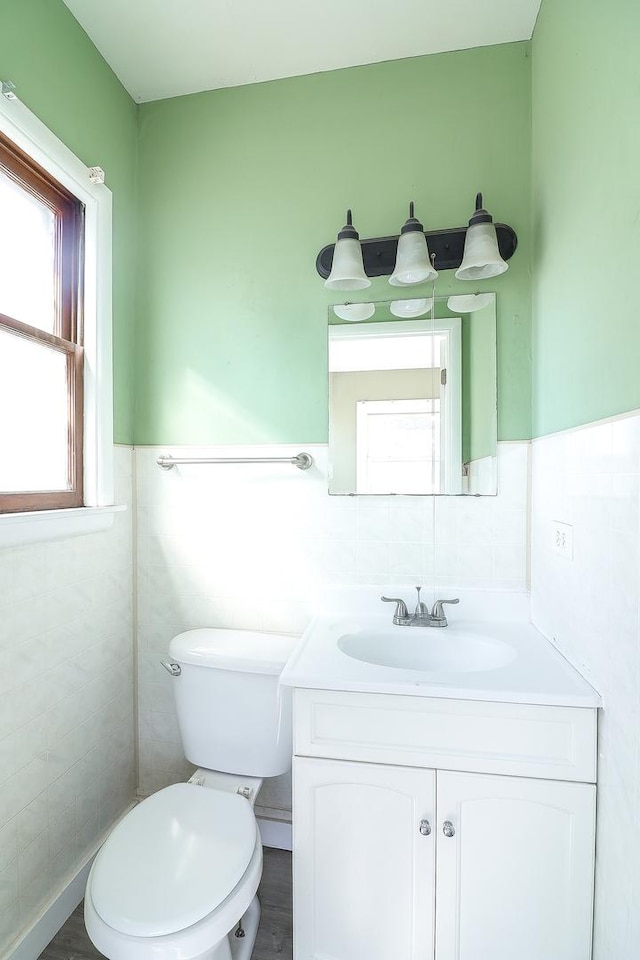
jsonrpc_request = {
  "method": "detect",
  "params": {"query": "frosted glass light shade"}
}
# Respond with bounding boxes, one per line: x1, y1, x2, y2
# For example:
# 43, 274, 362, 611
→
389, 201, 437, 286
455, 221, 508, 281
325, 209, 371, 290
447, 293, 493, 313
333, 302, 375, 322
390, 298, 432, 318
455, 194, 508, 282
389, 229, 437, 286
325, 237, 370, 290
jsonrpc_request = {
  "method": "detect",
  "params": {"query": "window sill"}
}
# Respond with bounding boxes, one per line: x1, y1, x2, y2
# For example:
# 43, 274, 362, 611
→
0, 504, 127, 549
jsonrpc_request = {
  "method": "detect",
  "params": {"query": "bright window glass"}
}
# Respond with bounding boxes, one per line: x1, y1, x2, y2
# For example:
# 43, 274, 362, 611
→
356, 399, 441, 495
0, 166, 56, 333
0, 327, 69, 492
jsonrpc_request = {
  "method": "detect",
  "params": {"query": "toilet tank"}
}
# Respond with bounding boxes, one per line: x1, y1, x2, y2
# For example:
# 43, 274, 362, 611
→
168, 629, 298, 778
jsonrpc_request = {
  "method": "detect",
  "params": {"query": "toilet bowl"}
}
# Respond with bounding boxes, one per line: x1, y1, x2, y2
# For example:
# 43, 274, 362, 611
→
85, 629, 297, 960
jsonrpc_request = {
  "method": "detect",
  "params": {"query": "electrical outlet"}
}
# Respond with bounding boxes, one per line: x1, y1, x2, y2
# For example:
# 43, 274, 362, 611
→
551, 521, 574, 560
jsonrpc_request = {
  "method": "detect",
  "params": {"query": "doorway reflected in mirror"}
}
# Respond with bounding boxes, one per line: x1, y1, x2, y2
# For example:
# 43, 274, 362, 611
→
328, 295, 497, 496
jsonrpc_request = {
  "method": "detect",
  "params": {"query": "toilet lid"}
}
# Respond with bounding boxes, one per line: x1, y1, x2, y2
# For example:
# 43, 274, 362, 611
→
90, 783, 257, 938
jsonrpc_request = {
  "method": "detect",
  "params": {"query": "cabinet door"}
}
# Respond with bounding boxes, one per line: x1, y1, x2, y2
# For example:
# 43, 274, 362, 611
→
435, 771, 595, 960
293, 757, 435, 960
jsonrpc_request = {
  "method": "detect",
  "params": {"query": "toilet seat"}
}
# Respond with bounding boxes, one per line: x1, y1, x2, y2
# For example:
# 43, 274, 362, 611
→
89, 783, 257, 938
85, 843, 263, 960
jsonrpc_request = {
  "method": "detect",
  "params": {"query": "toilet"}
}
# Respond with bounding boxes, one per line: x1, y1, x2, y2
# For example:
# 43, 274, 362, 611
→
84, 628, 297, 960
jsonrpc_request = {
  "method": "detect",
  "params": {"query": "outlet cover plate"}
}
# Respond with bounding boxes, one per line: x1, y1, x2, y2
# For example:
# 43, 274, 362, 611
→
552, 520, 574, 560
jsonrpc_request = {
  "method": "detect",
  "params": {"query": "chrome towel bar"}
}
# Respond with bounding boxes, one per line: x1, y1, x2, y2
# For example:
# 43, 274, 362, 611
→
157, 452, 314, 471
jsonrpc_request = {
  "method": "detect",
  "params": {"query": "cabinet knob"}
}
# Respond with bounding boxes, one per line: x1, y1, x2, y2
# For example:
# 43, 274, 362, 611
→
419, 819, 431, 836
442, 820, 456, 838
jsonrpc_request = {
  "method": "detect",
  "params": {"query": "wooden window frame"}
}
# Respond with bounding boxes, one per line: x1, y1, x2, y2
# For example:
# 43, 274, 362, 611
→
0, 131, 85, 513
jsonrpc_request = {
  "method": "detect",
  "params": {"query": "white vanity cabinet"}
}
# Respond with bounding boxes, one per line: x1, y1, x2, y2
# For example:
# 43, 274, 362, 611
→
292, 689, 597, 960
294, 757, 436, 960
435, 770, 595, 960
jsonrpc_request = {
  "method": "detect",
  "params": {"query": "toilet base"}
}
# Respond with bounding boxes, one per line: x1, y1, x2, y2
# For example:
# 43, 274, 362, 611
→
210, 896, 260, 960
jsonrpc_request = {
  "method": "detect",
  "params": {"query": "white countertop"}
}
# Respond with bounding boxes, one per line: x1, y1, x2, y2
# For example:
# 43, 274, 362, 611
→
280, 613, 601, 709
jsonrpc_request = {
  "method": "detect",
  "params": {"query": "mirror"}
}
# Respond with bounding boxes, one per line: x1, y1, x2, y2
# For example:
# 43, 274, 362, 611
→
328, 294, 497, 495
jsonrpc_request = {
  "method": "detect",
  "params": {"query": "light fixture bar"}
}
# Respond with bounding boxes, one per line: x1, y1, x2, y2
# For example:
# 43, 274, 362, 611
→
316, 222, 517, 280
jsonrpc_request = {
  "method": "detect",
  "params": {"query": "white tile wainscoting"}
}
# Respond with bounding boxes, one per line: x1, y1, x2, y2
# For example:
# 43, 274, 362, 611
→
135, 442, 529, 815
531, 411, 640, 959
2, 420, 638, 959
0, 447, 136, 957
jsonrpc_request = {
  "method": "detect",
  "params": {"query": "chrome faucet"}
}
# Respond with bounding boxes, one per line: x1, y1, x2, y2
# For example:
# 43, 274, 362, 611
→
381, 588, 459, 627
410, 586, 431, 626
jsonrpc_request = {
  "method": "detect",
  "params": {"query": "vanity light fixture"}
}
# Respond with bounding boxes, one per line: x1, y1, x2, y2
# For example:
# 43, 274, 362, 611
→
455, 194, 509, 281
317, 193, 517, 285
389, 202, 437, 286
324, 210, 371, 291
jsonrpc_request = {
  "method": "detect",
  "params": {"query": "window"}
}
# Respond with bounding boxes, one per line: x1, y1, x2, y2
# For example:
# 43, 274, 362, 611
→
0, 132, 85, 512
356, 398, 442, 494
0, 85, 115, 545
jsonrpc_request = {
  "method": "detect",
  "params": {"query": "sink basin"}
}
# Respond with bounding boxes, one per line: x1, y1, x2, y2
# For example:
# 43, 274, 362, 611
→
337, 626, 516, 673
279, 611, 602, 707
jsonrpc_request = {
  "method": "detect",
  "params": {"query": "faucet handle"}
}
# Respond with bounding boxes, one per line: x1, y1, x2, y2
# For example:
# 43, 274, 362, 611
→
381, 596, 410, 624
431, 598, 460, 621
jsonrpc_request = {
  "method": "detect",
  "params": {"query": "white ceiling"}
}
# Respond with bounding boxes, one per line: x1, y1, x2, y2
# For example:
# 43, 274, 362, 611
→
62, 0, 542, 103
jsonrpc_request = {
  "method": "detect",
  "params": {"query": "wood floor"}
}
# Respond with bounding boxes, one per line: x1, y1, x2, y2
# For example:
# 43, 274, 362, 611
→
38, 848, 293, 960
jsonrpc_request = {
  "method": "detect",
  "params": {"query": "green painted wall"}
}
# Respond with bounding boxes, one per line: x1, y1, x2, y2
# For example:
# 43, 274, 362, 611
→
136, 42, 532, 445
0, 0, 137, 443
462, 308, 497, 463
532, 0, 640, 436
